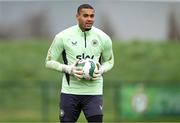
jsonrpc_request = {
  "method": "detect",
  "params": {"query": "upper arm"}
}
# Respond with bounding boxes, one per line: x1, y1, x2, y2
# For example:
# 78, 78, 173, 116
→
102, 36, 113, 62
46, 34, 64, 61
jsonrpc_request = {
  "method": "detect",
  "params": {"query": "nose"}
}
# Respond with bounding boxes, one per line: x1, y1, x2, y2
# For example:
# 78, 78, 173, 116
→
87, 16, 93, 21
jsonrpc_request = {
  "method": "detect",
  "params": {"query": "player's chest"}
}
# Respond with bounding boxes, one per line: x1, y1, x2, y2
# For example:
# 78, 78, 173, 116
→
64, 36, 102, 53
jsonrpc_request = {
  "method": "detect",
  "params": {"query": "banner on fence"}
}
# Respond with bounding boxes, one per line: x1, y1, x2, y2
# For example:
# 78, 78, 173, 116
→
118, 83, 180, 119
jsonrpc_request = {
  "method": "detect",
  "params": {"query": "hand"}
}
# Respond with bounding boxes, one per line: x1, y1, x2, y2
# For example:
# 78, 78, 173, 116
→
92, 62, 104, 80
62, 59, 83, 80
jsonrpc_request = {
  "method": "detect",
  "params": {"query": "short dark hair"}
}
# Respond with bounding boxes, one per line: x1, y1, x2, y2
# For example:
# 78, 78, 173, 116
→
77, 4, 94, 14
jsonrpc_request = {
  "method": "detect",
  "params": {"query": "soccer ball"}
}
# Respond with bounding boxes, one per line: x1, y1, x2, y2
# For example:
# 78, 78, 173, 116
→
76, 58, 98, 80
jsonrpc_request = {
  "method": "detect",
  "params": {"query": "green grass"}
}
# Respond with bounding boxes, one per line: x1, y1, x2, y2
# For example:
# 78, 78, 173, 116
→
109, 41, 180, 83
1, 40, 180, 84
0, 39, 180, 122
0, 40, 59, 85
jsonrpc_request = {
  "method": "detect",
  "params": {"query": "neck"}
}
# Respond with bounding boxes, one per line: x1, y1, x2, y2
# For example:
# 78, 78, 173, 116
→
85, 28, 91, 31
79, 25, 91, 32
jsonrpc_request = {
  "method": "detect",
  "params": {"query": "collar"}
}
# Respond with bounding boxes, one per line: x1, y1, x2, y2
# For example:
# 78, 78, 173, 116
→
76, 25, 92, 36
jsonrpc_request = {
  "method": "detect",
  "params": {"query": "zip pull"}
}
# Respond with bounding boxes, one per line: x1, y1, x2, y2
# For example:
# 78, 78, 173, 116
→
84, 32, 87, 48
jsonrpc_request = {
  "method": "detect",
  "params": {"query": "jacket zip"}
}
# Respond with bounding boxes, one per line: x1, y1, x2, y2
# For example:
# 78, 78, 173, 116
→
84, 32, 87, 48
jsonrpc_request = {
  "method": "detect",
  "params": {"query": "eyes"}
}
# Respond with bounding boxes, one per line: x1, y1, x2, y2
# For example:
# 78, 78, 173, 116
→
83, 14, 94, 18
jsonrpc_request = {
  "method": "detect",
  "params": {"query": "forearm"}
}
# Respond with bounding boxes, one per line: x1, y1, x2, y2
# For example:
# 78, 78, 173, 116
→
45, 60, 64, 72
46, 60, 76, 75
45, 34, 65, 72
101, 54, 114, 73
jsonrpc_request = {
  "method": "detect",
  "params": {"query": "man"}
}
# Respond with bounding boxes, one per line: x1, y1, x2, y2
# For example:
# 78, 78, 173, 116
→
45, 4, 114, 123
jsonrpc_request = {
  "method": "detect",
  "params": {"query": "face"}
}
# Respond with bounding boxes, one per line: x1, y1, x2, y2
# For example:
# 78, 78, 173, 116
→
76, 8, 95, 31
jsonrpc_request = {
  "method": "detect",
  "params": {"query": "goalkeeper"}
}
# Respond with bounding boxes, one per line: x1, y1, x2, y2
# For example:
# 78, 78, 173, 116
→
45, 4, 114, 123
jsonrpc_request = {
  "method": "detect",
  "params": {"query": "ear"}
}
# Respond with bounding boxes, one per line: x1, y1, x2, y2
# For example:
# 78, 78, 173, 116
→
76, 13, 79, 19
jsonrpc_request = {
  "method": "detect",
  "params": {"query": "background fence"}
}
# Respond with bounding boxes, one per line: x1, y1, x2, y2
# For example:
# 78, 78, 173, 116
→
1, 81, 180, 122
0, 81, 119, 122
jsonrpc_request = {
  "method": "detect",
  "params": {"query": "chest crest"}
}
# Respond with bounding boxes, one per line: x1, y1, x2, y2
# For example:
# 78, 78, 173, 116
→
91, 39, 98, 47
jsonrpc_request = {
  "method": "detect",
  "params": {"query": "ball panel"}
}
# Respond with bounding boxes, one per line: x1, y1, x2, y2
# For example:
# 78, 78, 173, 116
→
76, 58, 97, 80
83, 61, 91, 80
89, 60, 96, 77
76, 60, 85, 69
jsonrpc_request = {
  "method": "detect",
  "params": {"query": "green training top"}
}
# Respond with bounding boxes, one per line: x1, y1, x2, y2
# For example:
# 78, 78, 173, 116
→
46, 25, 114, 95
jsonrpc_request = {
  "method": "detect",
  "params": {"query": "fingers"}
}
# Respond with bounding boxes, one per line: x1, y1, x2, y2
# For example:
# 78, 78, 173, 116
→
73, 59, 80, 66
92, 77, 98, 81
74, 73, 83, 80
73, 67, 83, 80
92, 76, 101, 81
93, 68, 102, 77
92, 71, 101, 81
74, 68, 83, 75
96, 62, 101, 70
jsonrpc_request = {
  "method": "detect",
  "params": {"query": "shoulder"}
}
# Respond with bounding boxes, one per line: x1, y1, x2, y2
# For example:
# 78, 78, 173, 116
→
56, 25, 77, 38
92, 26, 111, 40
92, 26, 112, 43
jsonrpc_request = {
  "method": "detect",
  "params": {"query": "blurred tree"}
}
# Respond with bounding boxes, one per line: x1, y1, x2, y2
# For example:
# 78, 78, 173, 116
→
100, 13, 115, 40
27, 11, 50, 39
168, 10, 180, 42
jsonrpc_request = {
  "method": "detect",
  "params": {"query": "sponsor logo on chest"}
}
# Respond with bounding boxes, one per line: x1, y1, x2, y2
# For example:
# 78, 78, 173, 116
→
76, 53, 94, 60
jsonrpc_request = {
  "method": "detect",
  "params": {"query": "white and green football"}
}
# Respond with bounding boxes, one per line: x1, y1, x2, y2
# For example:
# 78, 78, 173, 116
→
76, 58, 98, 80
